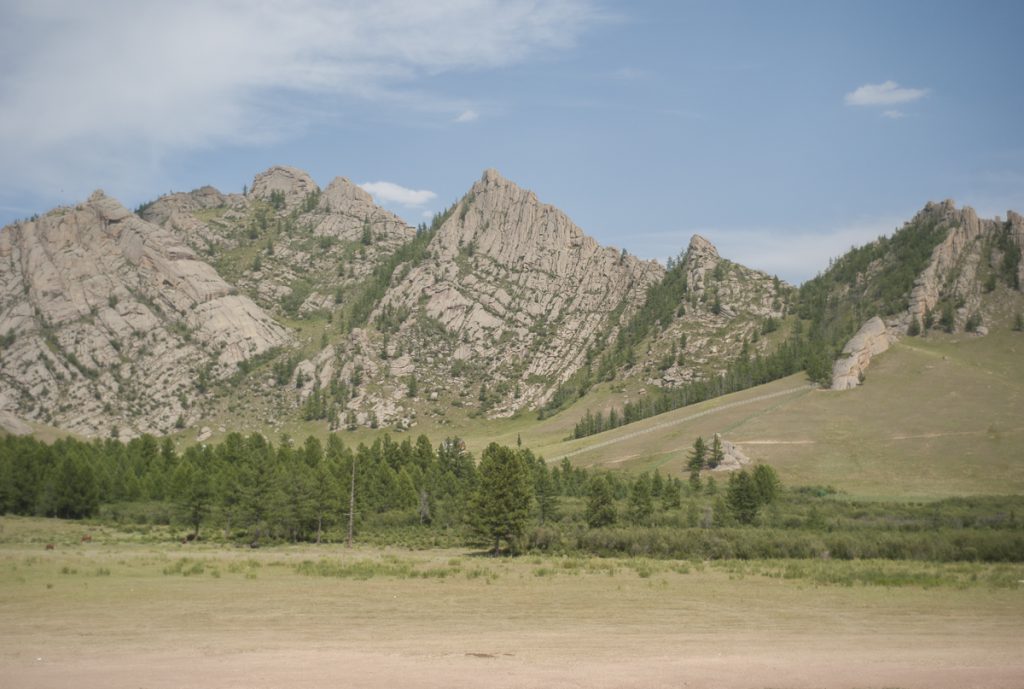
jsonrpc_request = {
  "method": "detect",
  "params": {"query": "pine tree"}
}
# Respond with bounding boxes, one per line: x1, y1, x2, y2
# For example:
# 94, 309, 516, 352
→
237, 434, 282, 543
709, 435, 725, 469
533, 462, 558, 525
470, 444, 534, 555
170, 451, 213, 539
661, 477, 682, 510
704, 475, 717, 495
751, 464, 781, 505
650, 469, 664, 498
309, 448, 339, 544
627, 473, 654, 525
726, 470, 760, 524
47, 453, 99, 519
687, 437, 706, 490
585, 474, 617, 528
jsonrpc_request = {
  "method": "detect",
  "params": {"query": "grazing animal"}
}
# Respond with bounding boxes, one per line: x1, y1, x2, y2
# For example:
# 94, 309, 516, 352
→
45, 544, 55, 550
185, 533, 197, 542
80, 534, 92, 543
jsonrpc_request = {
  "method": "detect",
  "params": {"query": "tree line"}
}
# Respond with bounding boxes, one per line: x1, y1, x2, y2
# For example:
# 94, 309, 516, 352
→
0, 430, 781, 554
571, 326, 829, 440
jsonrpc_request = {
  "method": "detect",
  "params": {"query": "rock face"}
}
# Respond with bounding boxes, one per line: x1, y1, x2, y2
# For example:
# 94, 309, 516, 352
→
142, 167, 416, 317
0, 191, 290, 438
710, 434, 751, 471
355, 169, 664, 417
904, 200, 1024, 333
831, 316, 891, 390
9, 169, 1021, 438
641, 234, 791, 388
137, 185, 239, 252
683, 234, 720, 294
249, 165, 319, 207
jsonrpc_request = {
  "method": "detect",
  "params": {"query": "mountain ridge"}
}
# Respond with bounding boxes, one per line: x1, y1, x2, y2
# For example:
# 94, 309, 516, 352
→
2, 166, 1022, 440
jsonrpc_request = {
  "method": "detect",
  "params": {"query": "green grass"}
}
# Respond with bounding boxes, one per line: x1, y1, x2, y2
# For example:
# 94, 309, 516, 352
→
510, 329, 1024, 499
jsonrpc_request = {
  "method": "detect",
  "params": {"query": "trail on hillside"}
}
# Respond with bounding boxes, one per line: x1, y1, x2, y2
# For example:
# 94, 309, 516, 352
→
557, 385, 814, 460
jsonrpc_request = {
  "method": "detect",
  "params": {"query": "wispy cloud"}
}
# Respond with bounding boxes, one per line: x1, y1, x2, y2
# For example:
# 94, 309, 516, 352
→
360, 181, 437, 207
0, 0, 601, 199
882, 110, 906, 119
844, 81, 929, 107
454, 109, 480, 123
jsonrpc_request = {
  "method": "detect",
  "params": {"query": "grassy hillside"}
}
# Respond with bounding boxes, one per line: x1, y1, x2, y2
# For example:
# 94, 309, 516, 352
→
21, 321, 1023, 503
535, 329, 1023, 500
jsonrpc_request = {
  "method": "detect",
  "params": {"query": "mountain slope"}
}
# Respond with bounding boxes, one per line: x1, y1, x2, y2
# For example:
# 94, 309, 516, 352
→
294, 169, 665, 427
141, 165, 417, 322
500, 329, 1024, 499
0, 192, 289, 437
606, 233, 794, 388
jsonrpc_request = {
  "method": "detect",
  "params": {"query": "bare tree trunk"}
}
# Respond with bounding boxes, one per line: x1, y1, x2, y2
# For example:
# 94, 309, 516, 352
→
316, 513, 323, 545
347, 456, 356, 548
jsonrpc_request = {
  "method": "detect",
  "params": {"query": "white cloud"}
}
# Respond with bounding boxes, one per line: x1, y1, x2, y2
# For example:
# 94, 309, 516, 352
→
882, 110, 906, 119
0, 0, 600, 198
360, 181, 437, 207
844, 81, 928, 107
454, 109, 479, 123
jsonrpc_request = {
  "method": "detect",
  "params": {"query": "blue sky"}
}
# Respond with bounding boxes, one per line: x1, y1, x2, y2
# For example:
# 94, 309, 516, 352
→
1, 1, 1022, 283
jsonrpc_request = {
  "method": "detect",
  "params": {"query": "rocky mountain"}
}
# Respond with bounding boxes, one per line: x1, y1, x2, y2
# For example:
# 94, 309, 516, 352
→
3, 164, 1021, 441
0, 191, 289, 437
293, 169, 664, 427
812, 200, 1024, 389
141, 165, 416, 320
619, 233, 793, 389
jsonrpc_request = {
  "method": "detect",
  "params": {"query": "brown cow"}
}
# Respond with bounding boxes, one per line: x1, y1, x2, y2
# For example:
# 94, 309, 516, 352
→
45, 544, 55, 550
80, 534, 92, 543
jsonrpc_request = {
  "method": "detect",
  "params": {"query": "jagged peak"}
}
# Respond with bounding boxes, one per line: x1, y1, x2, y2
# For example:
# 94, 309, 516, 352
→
323, 176, 374, 207
479, 168, 507, 185
249, 165, 319, 204
470, 168, 532, 199
81, 190, 133, 222
687, 233, 719, 258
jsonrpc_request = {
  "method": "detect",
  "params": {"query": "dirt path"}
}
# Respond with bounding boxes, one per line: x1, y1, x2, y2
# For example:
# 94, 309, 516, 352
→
734, 439, 816, 445
7, 642, 1023, 689
558, 385, 814, 460
2, 543, 1022, 689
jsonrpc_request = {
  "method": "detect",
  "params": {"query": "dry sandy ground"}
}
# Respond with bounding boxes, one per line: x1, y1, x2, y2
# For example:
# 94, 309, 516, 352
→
1, 546, 1022, 689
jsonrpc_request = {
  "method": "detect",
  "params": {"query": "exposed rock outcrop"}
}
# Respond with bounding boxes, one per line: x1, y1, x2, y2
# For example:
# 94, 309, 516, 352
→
642, 234, 791, 388
249, 165, 319, 207
904, 200, 1023, 334
0, 192, 290, 437
831, 316, 891, 390
143, 167, 416, 318
360, 169, 664, 417
710, 434, 752, 471
682, 234, 720, 295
